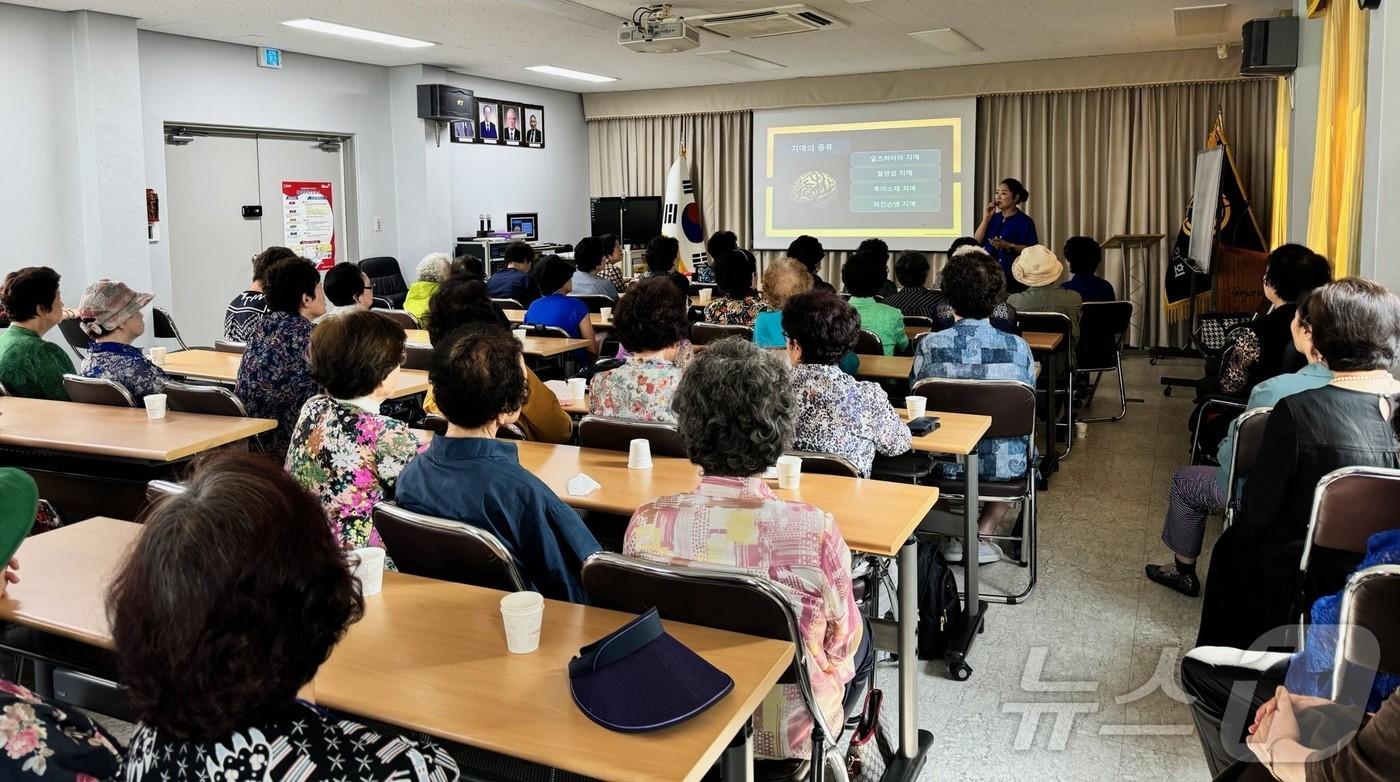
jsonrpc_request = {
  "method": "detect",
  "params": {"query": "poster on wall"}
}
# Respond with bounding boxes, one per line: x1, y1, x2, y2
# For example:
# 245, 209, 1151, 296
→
478, 100, 500, 143
524, 105, 545, 147
450, 119, 475, 143
282, 181, 335, 269
501, 103, 523, 145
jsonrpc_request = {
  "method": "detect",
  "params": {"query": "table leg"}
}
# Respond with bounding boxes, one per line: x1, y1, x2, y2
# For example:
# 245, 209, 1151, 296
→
718, 720, 754, 782
963, 452, 980, 617
1043, 349, 1059, 477
897, 539, 918, 758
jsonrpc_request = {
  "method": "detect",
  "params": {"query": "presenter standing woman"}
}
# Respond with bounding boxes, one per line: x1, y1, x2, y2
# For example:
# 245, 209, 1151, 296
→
975, 178, 1038, 293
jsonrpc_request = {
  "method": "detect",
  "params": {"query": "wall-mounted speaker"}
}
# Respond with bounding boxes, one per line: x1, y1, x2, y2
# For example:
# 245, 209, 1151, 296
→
1240, 17, 1299, 76
416, 84, 474, 121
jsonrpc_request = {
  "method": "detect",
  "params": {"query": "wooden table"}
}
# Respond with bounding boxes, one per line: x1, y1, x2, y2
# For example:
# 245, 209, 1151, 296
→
0, 397, 276, 522
406, 330, 592, 359
0, 518, 792, 782
508, 310, 614, 331
162, 349, 430, 399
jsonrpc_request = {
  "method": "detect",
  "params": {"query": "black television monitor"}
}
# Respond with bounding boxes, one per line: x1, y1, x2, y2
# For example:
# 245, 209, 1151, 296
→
590, 197, 623, 239
622, 196, 663, 246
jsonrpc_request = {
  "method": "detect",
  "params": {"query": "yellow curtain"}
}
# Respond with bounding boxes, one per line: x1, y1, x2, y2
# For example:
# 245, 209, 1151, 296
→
1271, 76, 1291, 249
1306, 0, 1369, 276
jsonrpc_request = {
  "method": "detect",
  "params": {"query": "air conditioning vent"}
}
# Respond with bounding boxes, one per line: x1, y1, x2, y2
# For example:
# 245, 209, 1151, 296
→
692, 4, 847, 39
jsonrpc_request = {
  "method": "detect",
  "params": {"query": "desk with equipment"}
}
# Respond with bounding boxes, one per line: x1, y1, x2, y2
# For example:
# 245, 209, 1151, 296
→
0, 518, 793, 782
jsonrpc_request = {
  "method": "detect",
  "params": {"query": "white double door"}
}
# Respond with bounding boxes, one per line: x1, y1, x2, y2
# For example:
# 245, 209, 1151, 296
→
164, 133, 348, 346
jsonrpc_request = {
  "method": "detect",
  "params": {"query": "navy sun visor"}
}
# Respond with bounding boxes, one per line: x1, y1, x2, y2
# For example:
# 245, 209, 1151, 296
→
569, 607, 734, 733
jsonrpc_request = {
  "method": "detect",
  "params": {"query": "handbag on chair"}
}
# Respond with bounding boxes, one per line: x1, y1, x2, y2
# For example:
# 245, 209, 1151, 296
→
844, 688, 887, 782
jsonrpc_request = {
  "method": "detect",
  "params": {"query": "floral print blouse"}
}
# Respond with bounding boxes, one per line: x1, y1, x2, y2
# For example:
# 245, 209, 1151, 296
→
790, 363, 912, 477
121, 700, 459, 782
0, 678, 121, 781
702, 295, 772, 327
286, 395, 424, 559
80, 341, 168, 406
588, 355, 684, 423
235, 311, 320, 456
624, 476, 862, 760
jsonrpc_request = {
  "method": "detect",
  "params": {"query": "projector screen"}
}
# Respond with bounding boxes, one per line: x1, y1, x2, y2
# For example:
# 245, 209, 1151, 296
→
751, 98, 977, 252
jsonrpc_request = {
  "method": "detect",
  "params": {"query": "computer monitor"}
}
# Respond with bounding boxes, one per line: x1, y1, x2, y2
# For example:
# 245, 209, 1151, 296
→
621, 196, 663, 246
590, 197, 623, 239
506, 212, 538, 241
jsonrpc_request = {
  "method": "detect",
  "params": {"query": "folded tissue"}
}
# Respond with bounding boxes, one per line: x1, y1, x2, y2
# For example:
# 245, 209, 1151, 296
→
567, 473, 601, 497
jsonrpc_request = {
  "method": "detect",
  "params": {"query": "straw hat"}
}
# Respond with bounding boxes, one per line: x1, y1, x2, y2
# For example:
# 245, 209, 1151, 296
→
1011, 245, 1065, 288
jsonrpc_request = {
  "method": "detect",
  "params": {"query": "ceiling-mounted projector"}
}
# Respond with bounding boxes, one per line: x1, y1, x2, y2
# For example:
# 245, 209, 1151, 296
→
619, 5, 699, 53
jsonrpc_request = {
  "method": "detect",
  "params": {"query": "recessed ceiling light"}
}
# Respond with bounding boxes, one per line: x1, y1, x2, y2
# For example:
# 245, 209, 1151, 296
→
908, 28, 983, 54
281, 19, 435, 48
696, 50, 786, 71
524, 65, 618, 83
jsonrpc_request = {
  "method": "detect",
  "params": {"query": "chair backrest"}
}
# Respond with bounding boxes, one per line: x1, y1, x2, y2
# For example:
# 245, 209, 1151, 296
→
568, 294, 614, 313
577, 415, 687, 458
785, 450, 861, 478
1302, 467, 1400, 571
213, 339, 247, 354
61, 375, 136, 407
575, 357, 624, 382
1332, 564, 1400, 704
1076, 301, 1133, 372
852, 329, 884, 356
376, 309, 419, 329
492, 297, 525, 311
522, 324, 572, 339
371, 296, 393, 310
581, 552, 838, 740
372, 502, 527, 592
690, 323, 753, 345
909, 331, 931, 356
57, 319, 90, 358
403, 343, 433, 371
162, 381, 248, 417
1224, 408, 1272, 511
417, 414, 448, 435
687, 305, 707, 323
144, 479, 185, 507
151, 307, 189, 351
1197, 312, 1256, 356
912, 377, 1037, 440
358, 257, 408, 299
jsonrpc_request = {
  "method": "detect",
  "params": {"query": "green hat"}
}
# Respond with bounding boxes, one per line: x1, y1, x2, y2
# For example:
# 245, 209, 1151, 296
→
0, 469, 37, 564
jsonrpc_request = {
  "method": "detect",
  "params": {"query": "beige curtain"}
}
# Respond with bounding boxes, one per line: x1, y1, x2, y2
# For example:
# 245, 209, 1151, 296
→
588, 112, 752, 251
978, 79, 1276, 346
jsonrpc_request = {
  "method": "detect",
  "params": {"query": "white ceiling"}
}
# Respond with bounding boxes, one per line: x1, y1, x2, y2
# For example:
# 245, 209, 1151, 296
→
14, 0, 1290, 92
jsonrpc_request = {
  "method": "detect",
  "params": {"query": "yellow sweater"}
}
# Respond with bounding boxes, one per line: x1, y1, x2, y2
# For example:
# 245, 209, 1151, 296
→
423, 366, 572, 444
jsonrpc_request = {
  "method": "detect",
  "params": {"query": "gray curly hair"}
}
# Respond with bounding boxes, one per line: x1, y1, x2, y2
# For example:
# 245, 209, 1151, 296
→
416, 252, 453, 283
673, 338, 794, 477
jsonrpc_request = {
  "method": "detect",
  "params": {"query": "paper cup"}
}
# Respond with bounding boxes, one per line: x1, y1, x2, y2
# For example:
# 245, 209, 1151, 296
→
776, 455, 802, 490
513, 328, 529, 342
1075, 421, 1089, 439
628, 438, 653, 470
500, 591, 545, 654
567, 378, 587, 402
698, 288, 713, 303
904, 396, 927, 419
600, 307, 613, 321
350, 547, 386, 597
148, 346, 167, 367
144, 394, 167, 420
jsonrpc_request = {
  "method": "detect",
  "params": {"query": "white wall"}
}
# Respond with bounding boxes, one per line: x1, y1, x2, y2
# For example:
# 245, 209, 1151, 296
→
442, 71, 590, 247
1360, 3, 1400, 288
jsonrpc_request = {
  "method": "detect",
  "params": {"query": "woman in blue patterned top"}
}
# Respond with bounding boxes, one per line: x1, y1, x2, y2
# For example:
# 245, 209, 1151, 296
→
235, 256, 326, 456
77, 278, 168, 405
912, 248, 1036, 565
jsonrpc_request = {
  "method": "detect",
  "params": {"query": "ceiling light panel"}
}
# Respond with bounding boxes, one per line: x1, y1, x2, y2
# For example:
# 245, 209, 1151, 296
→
907, 28, 983, 54
281, 18, 435, 48
524, 65, 619, 82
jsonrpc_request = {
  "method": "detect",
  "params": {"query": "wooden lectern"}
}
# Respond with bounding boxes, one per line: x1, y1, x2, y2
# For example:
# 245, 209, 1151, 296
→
1101, 233, 1166, 345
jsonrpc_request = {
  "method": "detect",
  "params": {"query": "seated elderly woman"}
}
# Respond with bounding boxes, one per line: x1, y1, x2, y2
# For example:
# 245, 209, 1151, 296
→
286, 309, 422, 559
109, 453, 460, 781
785, 291, 911, 477
703, 248, 772, 326
0, 266, 73, 400
235, 256, 326, 456
423, 277, 570, 443
912, 249, 1036, 566
589, 277, 688, 423
752, 258, 864, 375
933, 246, 1019, 335
882, 251, 946, 319
842, 249, 908, 355
404, 251, 452, 324
76, 279, 168, 405
623, 338, 872, 761
1196, 278, 1400, 650
523, 255, 598, 357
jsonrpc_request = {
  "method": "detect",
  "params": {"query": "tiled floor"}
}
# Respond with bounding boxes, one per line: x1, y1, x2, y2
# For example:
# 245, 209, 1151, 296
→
874, 355, 1218, 781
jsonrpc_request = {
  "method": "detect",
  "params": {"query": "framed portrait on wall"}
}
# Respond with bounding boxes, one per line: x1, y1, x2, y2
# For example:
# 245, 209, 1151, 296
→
449, 119, 475, 143
477, 100, 501, 143
524, 105, 545, 147
500, 103, 523, 145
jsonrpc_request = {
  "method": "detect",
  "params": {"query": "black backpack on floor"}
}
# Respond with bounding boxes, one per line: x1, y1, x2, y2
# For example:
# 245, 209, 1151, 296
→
916, 540, 964, 660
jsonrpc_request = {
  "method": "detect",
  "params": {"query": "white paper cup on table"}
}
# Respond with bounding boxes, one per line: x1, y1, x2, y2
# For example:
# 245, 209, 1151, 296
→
567, 378, 587, 402
147, 346, 167, 366
698, 288, 713, 303
143, 394, 167, 420
628, 438, 653, 470
500, 591, 545, 654
350, 547, 386, 597
776, 455, 803, 490
904, 396, 927, 419
600, 307, 613, 321
513, 328, 529, 342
